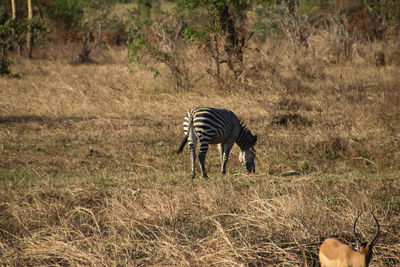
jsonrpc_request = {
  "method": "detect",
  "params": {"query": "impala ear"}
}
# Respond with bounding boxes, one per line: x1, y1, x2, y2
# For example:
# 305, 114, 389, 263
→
252, 135, 257, 145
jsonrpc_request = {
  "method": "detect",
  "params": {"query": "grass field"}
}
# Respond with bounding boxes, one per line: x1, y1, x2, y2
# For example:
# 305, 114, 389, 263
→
1, 41, 400, 266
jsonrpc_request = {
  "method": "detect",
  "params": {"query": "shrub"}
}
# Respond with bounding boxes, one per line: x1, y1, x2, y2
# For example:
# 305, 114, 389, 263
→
48, 0, 86, 29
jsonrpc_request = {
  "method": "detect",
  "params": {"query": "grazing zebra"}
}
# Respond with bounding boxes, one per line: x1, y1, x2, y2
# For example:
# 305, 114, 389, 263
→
177, 107, 257, 178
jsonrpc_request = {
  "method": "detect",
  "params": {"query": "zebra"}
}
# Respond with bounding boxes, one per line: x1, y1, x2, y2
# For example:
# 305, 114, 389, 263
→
176, 107, 257, 178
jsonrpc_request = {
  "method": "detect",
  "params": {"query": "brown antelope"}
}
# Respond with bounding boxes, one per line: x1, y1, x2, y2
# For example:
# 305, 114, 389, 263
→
319, 212, 380, 267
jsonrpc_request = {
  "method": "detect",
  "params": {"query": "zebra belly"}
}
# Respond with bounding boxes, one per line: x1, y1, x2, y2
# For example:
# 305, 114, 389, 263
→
196, 130, 231, 144
207, 136, 230, 144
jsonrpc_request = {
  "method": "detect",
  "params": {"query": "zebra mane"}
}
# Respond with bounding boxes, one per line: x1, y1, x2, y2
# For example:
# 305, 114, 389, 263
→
238, 119, 255, 150
239, 119, 251, 134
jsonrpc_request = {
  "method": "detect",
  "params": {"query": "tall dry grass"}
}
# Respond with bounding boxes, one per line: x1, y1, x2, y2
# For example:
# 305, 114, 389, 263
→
1, 31, 400, 266
1, 174, 399, 266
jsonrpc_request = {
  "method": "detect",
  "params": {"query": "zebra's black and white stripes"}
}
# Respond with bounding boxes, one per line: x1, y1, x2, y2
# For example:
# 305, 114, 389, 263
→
177, 107, 257, 178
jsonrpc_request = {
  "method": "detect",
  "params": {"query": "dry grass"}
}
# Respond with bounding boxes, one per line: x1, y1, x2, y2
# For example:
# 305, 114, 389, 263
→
1, 34, 400, 266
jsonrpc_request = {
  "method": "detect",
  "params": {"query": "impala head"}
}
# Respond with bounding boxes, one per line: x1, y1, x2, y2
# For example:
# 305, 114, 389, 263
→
239, 135, 257, 173
353, 212, 380, 265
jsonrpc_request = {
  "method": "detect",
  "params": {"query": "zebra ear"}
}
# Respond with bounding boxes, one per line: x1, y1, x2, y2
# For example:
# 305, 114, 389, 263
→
252, 135, 258, 145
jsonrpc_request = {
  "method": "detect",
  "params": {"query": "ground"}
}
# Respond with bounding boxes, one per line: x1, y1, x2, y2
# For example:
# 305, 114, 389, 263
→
0, 42, 399, 266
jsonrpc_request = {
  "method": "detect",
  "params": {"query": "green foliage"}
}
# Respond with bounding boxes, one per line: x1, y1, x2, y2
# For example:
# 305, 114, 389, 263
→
0, 15, 46, 74
254, 2, 285, 41
126, 0, 155, 65
177, 0, 251, 9
253, 0, 400, 42
183, 25, 207, 42
177, 0, 251, 37
0, 19, 17, 75
138, 0, 153, 19
48, 0, 131, 30
128, 32, 147, 63
175, 2, 216, 45
0, 19, 15, 40
49, 0, 87, 28
253, 0, 334, 42
365, 0, 400, 28
28, 15, 47, 33
176, 0, 255, 81
297, 0, 334, 16
0, 58, 11, 76
126, 6, 189, 82
127, 20, 163, 78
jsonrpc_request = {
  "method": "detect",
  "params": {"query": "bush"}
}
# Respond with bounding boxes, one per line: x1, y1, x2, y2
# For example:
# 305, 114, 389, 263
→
48, 0, 86, 29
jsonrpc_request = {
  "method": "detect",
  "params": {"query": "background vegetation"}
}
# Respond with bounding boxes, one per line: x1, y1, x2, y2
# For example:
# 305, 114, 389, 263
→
1, 0, 400, 265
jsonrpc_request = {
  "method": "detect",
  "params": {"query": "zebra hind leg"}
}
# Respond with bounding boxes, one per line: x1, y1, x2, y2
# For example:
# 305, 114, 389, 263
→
189, 142, 196, 178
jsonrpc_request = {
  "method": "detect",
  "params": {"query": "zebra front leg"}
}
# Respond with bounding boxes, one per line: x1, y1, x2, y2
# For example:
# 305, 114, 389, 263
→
198, 143, 209, 178
221, 141, 234, 175
189, 142, 196, 178
218, 143, 225, 174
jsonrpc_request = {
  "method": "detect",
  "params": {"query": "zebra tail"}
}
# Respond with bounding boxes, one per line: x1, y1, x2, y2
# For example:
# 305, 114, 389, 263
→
176, 134, 188, 154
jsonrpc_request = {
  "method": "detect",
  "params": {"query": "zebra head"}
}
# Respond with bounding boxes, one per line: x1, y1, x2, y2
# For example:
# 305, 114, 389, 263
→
239, 135, 257, 173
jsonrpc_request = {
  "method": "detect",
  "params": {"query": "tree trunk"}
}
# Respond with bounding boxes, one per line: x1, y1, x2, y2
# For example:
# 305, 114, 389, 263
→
11, 0, 20, 55
218, 5, 244, 79
27, 0, 33, 58
73, 32, 93, 65
11, 0, 17, 19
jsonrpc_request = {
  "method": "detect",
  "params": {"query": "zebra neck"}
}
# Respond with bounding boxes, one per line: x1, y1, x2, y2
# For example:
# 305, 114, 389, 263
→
236, 126, 253, 151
